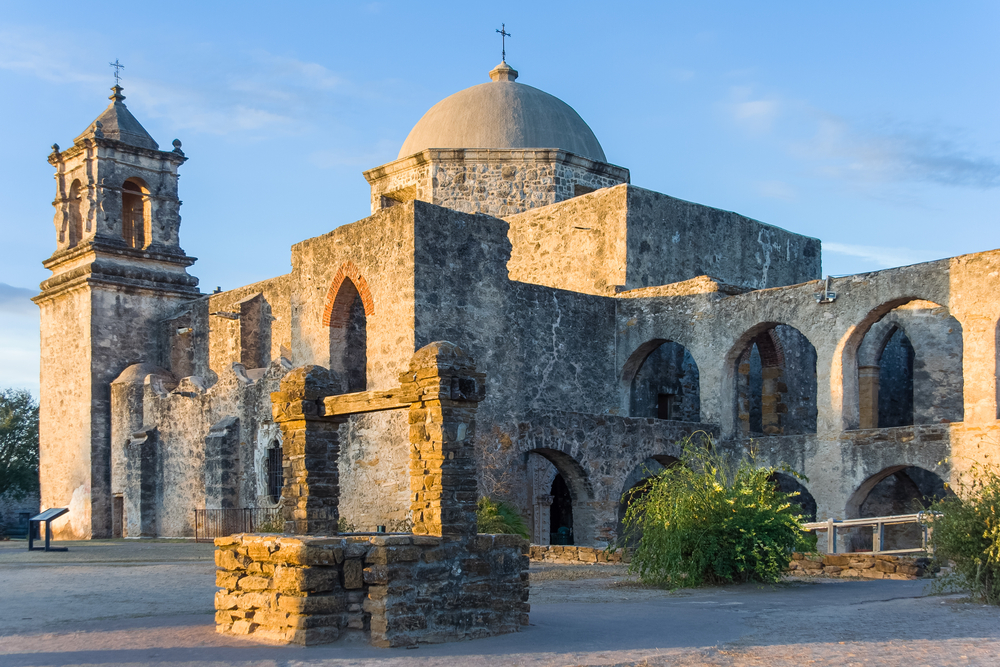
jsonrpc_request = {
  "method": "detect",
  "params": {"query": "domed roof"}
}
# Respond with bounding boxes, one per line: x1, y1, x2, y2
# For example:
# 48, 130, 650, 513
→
397, 63, 607, 162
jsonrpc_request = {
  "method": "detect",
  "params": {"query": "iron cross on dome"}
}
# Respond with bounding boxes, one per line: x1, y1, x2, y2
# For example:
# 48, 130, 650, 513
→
496, 24, 511, 61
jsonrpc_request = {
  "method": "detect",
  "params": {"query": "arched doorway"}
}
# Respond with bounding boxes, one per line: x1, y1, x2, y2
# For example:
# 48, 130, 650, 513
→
734, 324, 817, 436
526, 448, 596, 546
846, 466, 950, 552
622, 340, 700, 421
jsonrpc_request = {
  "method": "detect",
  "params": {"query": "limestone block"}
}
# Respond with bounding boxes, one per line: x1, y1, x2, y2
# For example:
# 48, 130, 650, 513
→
875, 560, 897, 574
217, 571, 242, 589
343, 560, 363, 589
277, 593, 345, 615
238, 575, 272, 591
216, 549, 250, 571
271, 565, 341, 593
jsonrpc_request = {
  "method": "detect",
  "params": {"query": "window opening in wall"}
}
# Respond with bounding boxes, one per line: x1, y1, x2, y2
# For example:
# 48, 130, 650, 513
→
855, 300, 963, 429
328, 278, 367, 392
625, 340, 700, 421
573, 184, 596, 197
656, 393, 676, 420
878, 329, 915, 428
121, 180, 148, 249
380, 185, 417, 210
266, 443, 283, 505
735, 325, 817, 436
68, 180, 84, 248
549, 473, 574, 545
112, 494, 124, 538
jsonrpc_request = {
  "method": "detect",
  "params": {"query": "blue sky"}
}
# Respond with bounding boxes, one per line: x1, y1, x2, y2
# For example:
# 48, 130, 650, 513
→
2, 1, 999, 394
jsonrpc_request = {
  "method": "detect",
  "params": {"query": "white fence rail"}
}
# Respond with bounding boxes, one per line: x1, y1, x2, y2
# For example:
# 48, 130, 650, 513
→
802, 512, 936, 556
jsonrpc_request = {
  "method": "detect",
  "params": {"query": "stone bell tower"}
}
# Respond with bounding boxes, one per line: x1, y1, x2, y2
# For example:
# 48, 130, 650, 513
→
33, 84, 200, 539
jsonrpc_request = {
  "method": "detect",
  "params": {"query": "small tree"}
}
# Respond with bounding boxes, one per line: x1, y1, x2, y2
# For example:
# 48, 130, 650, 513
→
928, 460, 1000, 604
622, 435, 807, 587
0, 389, 40, 500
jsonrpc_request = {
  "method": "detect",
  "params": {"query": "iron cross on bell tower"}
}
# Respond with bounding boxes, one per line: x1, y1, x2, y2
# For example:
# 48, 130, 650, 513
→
109, 59, 125, 85
496, 24, 511, 61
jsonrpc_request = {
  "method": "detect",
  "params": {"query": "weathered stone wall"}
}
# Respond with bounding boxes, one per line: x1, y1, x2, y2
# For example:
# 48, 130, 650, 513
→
0, 489, 40, 536
109, 360, 286, 536
363, 149, 629, 218
337, 411, 411, 532
215, 532, 529, 647
505, 184, 821, 296
290, 205, 417, 390
195, 275, 294, 379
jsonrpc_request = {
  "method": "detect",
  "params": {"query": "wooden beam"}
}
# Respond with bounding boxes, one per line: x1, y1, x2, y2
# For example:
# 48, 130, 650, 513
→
321, 388, 413, 417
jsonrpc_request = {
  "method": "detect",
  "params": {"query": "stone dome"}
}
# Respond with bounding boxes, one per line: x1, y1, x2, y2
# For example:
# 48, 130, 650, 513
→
397, 63, 607, 162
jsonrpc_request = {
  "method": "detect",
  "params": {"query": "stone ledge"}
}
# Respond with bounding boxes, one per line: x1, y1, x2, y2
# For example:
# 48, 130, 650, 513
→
786, 552, 928, 579
528, 544, 630, 564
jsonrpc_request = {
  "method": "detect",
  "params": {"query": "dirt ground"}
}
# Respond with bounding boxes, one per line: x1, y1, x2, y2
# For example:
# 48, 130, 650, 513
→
1, 540, 998, 666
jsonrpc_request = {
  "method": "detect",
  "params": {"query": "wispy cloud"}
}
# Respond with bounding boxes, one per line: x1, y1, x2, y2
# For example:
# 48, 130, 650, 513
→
727, 86, 780, 134
0, 28, 377, 139
799, 115, 1000, 190
823, 242, 930, 269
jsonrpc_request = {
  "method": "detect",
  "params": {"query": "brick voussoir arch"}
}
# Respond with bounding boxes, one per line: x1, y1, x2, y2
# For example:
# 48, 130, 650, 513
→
322, 261, 375, 327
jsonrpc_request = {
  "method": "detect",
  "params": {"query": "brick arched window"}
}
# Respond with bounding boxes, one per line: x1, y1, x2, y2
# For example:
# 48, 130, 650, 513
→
324, 262, 374, 392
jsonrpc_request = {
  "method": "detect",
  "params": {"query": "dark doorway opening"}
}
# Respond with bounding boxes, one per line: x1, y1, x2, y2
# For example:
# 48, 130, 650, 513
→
550, 474, 574, 545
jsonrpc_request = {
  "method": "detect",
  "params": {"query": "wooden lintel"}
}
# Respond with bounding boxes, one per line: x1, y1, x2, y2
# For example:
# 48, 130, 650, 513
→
322, 388, 411, 417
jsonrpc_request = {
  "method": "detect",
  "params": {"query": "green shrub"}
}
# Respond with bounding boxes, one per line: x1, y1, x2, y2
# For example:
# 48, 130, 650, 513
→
928, 461, 1000, 604
477, 496, 529, 538
621, 436, 808, 587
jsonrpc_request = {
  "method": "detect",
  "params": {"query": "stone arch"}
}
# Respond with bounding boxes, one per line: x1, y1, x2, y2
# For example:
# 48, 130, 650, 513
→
67, 179, 84, 248
768, 472, 817, 522
729, 323, 818, 436
121, 177, 150, 249
845, 464, 951, 552
526, 447, 596, 547
837, 294, 952, 431
852, 299, 963, 429
324, 263, 374, 393
616, 455, 679, 546
622, 339, 700, 421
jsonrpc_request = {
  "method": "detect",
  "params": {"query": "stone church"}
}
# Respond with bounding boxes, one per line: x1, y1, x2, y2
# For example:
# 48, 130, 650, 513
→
35, 60, 1000, 548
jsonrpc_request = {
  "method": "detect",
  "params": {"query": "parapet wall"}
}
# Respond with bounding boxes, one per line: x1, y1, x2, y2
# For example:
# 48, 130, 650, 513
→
215, 532, 529, 647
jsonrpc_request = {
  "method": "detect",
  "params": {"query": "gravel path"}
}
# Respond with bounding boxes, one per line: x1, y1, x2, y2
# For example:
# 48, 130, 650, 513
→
1, 541, 997, 666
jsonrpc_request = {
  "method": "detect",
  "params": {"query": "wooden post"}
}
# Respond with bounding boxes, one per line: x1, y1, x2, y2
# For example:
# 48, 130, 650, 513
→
827, 518, 836, 554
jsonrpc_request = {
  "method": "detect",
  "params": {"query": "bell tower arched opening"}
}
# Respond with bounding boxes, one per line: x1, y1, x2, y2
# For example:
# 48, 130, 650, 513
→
67, 179, 84, 248
121, 178, 149, 249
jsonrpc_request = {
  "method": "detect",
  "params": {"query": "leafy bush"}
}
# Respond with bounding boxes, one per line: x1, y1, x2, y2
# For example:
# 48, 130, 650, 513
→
621, 436, 808, 587
928, 460, 1000, 604
477, 496, 529, 538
